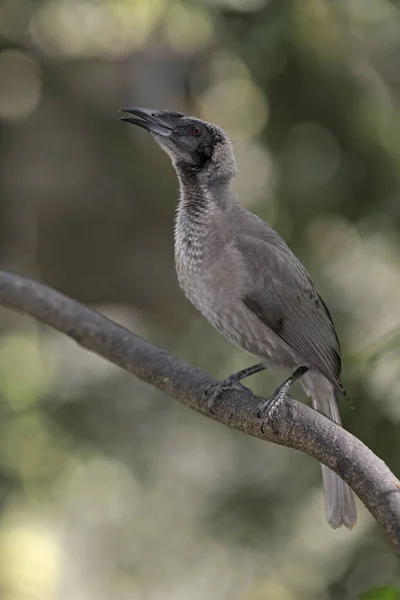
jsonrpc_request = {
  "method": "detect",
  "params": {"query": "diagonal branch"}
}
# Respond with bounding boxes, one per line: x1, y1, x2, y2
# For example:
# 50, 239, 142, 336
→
0, 271, 399, 551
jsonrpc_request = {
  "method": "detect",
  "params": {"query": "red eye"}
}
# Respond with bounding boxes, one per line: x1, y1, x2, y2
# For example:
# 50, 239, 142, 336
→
189, 125, 201, 137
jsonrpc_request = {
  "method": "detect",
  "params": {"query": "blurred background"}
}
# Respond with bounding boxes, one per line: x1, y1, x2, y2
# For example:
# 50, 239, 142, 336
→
0, 0, 400, 598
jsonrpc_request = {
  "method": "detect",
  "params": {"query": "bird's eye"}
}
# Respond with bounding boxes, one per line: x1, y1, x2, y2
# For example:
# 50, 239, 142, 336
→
189, 125, 201, 137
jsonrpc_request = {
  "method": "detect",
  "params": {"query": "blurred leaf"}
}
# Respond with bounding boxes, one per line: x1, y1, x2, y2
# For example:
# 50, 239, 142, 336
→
359, 586, 400, 600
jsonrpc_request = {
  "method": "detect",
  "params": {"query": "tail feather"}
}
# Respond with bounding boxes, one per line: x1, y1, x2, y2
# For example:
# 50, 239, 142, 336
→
321, 465, 357, 529
301, 372, 357, 530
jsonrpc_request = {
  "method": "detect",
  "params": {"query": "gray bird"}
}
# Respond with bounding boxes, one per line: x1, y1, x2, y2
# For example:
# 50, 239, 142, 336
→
121, 107, 357, 530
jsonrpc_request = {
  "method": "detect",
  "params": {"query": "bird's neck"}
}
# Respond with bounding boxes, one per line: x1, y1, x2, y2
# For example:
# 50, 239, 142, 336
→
174, 171, 233, 269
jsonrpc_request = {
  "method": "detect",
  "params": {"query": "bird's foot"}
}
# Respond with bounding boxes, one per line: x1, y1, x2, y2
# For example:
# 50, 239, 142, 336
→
257, 389, 287, 433
205, 376, 248, 414
257, 366, 308, 433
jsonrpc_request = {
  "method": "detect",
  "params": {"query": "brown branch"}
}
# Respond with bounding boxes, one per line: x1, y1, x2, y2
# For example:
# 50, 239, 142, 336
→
0, 271, 399, 551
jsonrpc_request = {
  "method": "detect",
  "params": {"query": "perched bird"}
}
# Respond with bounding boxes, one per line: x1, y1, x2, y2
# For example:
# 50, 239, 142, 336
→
120, 107, 357, 530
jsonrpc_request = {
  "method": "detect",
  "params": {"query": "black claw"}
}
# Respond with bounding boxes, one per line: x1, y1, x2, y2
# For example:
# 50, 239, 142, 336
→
203, 364, 266, 414
205, 382, 221, 414
257, 391, 286, 430
256, 365, 307, 427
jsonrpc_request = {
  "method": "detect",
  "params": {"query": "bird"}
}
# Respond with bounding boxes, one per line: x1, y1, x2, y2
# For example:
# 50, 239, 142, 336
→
120, 107, 357, 530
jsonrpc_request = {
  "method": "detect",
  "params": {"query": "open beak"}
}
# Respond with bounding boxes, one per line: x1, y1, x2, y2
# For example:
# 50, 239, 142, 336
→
119, 107, 174, 137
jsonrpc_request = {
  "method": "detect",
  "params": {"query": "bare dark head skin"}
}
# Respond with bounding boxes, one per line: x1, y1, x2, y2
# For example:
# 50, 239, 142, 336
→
120, 108, 235, 182
121, 107, 357, 530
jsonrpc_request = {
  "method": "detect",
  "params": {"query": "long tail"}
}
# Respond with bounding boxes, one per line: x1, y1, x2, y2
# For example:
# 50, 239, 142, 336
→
300, 372, 357, 530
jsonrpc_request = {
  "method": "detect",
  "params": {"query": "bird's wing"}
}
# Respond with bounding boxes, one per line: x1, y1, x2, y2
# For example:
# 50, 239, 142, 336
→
237, 235, 343, 392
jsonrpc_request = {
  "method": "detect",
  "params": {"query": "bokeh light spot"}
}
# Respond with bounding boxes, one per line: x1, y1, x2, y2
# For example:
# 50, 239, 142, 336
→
0, 332, 54, 410
199, 77, 268, 140
0, 412, 66, 481
30, 0, 166, 57
233, 140, 276, 210
0, 511, 60, 599
165, 2, 215, 55
0, 50, 41, 121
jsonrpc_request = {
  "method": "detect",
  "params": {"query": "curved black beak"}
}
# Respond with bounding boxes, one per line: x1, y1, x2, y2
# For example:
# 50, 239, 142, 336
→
119, 107, 174, 137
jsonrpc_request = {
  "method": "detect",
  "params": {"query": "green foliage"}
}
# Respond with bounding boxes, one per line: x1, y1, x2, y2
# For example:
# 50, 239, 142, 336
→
360, 586, 400, 600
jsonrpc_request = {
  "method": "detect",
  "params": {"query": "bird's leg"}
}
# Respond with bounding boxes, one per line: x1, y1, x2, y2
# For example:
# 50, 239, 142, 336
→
205, 363, 266, 413
257, 366, 309, 426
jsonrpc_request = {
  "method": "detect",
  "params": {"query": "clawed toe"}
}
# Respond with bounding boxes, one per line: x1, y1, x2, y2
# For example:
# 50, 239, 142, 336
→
204, 383, 221, 413
257, 391, 286, 430
205, 380, 247, 413
257, 397, 274, 420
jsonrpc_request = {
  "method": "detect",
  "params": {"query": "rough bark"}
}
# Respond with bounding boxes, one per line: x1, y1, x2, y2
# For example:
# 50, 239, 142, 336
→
0, 271, 399, 552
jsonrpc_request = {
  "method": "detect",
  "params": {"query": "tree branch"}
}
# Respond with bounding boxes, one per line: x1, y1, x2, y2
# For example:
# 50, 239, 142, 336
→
0, 271, 399, 551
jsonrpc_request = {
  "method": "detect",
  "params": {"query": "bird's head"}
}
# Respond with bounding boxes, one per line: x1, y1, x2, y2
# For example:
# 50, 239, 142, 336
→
120, 108, 236, 182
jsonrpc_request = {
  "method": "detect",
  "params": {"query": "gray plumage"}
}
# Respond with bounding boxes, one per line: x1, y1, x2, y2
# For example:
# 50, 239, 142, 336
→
121, 107, 357, 530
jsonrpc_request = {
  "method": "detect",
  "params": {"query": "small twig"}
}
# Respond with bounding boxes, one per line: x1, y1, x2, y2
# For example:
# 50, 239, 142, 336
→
0, 271, 399, 551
